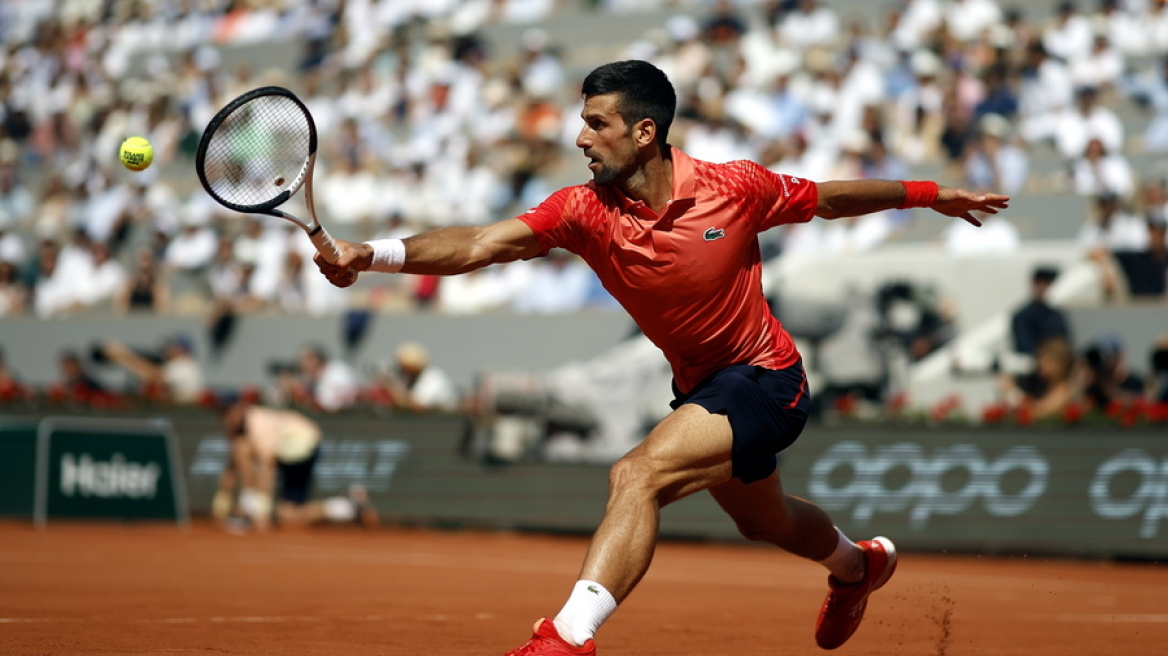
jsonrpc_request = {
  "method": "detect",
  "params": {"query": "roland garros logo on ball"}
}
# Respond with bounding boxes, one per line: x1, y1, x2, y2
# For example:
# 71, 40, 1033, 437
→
119, 136, 154, 171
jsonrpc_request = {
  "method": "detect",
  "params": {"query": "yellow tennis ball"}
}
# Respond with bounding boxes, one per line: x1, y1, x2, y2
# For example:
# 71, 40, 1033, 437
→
119, 136, 153, 171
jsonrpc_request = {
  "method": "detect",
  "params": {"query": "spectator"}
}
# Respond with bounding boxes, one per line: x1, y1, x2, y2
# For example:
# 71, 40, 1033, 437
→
0, 153, 34, 231
163, 206, 218, 276
944, 0, 1004, 43
1148, 333, 1168, 403
1010, 266, 1071, 357
0, 260, 26, 317
1069, 137, 1135, 200
374, 341, 460, 412
889, 51, 946, 165
213, 396, 378, 533
999, 335, 1078, 420
291, 345, 360, 412
1054, 86, 1123, 161
973, 65, 1019, 122
1042, 1, 1094, 64
1113, 214, 1168, 299
1019, 40, 1075, 146
1099, 0, 1149, 58
51, 349, 107, 404
778, 0, 842, 50
965, 113, 1029, 195
95, 334, 204, 404
889, 0, 943, 52
31, 240, 77, 318
1068, 30, 1124, 94
115, 247, 171, 315
1082, 333, 1146, 409
1079, 192, 1148, 252
1151, 1, 1168, 54
0, 209, 27, 267
1129, 55, 1168, 152
77, 240, 127, 310
514, 250, 595, 314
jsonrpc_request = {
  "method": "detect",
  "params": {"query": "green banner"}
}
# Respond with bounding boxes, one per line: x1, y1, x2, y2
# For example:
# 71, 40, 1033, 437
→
0, 419, 39, 517
34, 417, 188, 526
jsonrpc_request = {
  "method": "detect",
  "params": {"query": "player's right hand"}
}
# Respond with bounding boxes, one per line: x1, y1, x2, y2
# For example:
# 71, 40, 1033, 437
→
313, 240, 371, 288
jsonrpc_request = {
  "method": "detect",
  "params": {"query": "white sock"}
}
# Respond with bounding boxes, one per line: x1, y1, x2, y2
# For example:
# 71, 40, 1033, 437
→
552, 580, 617, 646
322, 496, 357, 522
817, 527, 865, 584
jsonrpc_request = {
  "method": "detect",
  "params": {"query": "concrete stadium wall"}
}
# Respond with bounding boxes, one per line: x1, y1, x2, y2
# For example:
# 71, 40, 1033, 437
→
0, 312, 639, 395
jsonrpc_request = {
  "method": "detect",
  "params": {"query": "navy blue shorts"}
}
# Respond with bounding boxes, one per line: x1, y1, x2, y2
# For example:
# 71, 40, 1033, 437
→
670, 361, 810, 484
277, 446, 320, 505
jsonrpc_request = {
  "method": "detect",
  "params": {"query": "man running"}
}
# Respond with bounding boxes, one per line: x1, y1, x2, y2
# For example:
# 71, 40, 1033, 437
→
313, 60, 1009, 654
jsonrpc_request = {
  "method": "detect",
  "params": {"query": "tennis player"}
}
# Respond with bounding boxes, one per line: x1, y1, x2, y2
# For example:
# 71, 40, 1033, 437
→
314, 60, 1009, 654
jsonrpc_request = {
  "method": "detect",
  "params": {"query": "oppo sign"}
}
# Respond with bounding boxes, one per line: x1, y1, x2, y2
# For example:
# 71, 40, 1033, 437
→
807, 441, 1168, 538
1090, 449, 1168, 539
808, 441, 1049, 530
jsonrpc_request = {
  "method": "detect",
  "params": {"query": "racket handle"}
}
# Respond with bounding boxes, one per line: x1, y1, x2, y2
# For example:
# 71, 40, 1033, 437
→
308, 225, 342, 264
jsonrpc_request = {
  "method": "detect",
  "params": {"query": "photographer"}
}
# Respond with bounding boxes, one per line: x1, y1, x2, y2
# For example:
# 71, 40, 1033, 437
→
92, 334, 204, 404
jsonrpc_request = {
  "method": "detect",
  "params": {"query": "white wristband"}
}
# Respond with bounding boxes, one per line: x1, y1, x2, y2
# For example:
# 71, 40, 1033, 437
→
365, 238, 406, 273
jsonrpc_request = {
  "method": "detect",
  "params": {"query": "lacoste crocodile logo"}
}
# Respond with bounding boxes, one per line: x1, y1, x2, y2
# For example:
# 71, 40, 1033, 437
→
704, 227, 725, 241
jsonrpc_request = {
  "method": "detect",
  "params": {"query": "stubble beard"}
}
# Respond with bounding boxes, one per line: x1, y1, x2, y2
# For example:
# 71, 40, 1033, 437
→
591, 155, 637, 187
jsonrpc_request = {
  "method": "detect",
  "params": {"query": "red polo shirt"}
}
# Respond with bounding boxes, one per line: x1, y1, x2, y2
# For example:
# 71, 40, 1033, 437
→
518, 147, 818, 393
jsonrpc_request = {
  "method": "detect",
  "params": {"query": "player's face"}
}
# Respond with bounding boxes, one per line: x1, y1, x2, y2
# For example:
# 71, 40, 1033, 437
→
577, 93, 639, 186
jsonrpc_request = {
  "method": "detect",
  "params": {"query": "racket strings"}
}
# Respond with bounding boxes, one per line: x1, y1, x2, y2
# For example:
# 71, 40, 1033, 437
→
201, 95, 312, 209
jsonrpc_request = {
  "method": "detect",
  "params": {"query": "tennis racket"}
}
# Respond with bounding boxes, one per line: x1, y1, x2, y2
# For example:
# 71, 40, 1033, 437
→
195, 86, 341, 263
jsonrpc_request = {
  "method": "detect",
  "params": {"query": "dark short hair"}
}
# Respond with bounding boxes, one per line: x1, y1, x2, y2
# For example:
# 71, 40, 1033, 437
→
581, 60, 676, 146
1033, 266, 1059, 283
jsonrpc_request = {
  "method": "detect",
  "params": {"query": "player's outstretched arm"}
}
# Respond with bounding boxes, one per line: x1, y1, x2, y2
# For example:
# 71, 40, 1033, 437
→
815, 180, 1009, 226
313, 219, 544, 288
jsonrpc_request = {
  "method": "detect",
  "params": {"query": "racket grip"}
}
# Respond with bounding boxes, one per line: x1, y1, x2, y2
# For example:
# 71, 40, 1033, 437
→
308, 225, 342, 264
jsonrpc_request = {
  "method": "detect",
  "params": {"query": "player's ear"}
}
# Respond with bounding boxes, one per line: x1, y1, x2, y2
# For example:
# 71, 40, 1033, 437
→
632, 118, 656, 148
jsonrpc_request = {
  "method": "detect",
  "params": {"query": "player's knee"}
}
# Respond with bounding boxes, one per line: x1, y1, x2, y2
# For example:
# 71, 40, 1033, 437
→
608, 453, 665, 497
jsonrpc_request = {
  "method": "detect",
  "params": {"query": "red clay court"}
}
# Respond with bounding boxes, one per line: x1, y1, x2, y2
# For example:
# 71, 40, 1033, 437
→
2, 519, 1165, 655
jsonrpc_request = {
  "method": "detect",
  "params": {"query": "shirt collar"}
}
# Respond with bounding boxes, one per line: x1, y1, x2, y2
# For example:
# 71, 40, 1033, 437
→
611, 145, 697, 218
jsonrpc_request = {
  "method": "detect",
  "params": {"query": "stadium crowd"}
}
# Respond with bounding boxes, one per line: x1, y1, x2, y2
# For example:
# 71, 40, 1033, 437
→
0, 0, 1166, 323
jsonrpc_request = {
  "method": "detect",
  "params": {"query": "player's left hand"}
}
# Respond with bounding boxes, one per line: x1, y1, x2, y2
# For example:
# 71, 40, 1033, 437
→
932, 187, 1010, 227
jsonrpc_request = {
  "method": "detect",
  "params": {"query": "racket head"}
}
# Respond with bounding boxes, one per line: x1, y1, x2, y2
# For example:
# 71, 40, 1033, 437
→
195, 86, 318, 216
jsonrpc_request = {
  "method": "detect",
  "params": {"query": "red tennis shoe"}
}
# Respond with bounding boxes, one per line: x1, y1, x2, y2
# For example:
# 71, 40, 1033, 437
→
814, 536, 898, 650
502, 618, 596, 656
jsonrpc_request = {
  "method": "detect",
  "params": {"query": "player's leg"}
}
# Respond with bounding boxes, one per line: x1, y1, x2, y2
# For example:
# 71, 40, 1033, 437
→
578, 402, 734, 599
708, 466, 897, 650
501, 403, 735, 656
707, 473, 859, 579
696, 360, 896, 650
